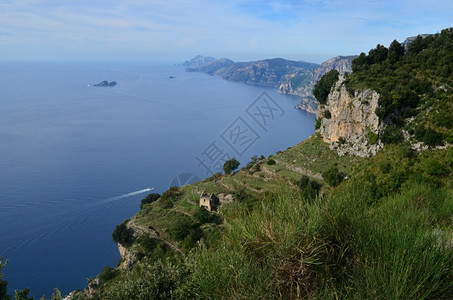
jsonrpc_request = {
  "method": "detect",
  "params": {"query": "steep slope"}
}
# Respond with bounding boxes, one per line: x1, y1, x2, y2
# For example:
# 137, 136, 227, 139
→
315, 28, 453, 157
61, 29, 453, 299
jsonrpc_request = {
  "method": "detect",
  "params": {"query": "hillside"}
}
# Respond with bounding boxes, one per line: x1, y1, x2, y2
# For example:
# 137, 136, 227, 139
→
52, 29, 453, 300
314, 28, 453, 157
186, 55, 354, 114
2, 30, 451, 300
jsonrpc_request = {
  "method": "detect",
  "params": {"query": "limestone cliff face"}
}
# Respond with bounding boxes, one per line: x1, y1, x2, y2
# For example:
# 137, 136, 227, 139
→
118, 243, 137, 270
317, 75, 384, 157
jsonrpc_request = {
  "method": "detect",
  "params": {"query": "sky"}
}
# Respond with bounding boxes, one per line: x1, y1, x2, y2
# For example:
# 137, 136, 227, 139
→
1, 0, 452, 64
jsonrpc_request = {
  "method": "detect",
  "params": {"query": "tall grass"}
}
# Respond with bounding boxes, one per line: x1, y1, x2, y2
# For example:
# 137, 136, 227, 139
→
187, 181, 453, 299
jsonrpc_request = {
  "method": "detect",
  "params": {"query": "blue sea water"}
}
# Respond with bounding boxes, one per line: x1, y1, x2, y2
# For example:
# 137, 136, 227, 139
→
0, 62, 315, 297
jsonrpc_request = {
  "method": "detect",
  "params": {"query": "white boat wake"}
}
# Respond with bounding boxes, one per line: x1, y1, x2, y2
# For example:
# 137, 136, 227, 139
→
108, 187, 154, 201
87, 187, 154, 207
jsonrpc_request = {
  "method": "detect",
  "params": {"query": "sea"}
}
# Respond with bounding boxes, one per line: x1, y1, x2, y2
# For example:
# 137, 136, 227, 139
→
0, 62, 315, 297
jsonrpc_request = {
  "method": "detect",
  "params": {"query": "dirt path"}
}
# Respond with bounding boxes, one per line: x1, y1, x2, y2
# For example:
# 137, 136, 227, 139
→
275, 159, 323, 180
129, 217, 183, 254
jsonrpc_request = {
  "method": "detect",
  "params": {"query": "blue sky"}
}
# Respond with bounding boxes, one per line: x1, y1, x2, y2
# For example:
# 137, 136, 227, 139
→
1, 0, 452, 63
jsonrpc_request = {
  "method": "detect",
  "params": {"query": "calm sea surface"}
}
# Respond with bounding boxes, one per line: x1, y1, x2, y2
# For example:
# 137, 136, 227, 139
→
0, 62, 315, 297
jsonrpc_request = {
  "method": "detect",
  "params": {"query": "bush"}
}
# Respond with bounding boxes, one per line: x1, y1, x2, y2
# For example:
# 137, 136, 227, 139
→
322, 166, 345, 187
140, 193, 161, 209
323, 110, 331, 119
99, 266, 118, 283
424, 159, 449, 177
380, 126, 404, 144
366, 127, 379, 145
195, 207, 221, 224
315, 117, 322, 130
267, 159, 276, 165
423, 128, 444, 147
112, 221, 135, 247
298, 175, 322, 200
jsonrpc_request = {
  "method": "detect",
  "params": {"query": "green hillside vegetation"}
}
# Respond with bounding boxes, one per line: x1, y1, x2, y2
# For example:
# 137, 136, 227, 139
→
346, 28, 453, 146
63, 131, 452, 299
1, 30, 452, 299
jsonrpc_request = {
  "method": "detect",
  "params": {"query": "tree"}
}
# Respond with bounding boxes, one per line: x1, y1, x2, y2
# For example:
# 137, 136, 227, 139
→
351, 52, 368, 72
112, 222, 135, 247
387, 40, 405, 64
368, 44, 388, 64
223, 157, 240, 175
14, 288, 32, 300
313, 70, 339, 105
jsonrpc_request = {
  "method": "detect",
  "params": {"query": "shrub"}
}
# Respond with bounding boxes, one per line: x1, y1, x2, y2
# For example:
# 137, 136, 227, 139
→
99, 266, 118, 283
381, 126, 404, 144
322, 166, 345, 187
422, 128, 443, 147
366, 127, 379, 145
315, 117, 322, 130
323, 110, 332, 119
298, 175, 322, 200
112, 221, 135, 247
267, 159, 276, 165
140, 193, 161, 209
195, 207, 221, 224
424, 158, 449, 177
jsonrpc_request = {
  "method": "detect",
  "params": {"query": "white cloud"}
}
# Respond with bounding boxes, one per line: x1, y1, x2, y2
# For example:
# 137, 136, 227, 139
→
0, 0, 452, 62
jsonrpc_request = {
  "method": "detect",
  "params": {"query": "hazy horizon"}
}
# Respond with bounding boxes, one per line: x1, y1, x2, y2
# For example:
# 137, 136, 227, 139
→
1, 1, 452, 64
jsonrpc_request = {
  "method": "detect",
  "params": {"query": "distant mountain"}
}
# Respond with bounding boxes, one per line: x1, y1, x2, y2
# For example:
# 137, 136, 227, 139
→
186, 57, 318, 87
182, 55, 217, 67
186, 58, 235, 74
183, 55, 355, 114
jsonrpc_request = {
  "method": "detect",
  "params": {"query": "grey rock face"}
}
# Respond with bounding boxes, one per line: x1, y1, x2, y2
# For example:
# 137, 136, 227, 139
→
316, 75, 384, 157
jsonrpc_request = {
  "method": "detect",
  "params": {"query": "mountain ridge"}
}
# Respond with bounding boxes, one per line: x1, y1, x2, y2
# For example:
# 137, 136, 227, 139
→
185, 55, 355, 114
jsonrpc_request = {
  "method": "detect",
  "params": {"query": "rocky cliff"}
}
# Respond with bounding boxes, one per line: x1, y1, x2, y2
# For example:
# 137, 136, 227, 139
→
316, 75, 384, 157
313, 56, 356, 81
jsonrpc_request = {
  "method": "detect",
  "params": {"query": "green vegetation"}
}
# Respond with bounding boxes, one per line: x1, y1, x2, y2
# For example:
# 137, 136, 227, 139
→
322, 165, 345, 187
266, 158, 276, 165
313, 69, 339, 104
7, 29, 453, 300
140, 193, 161, 209
112, 220, 135, 247
223, 157, 240, 174
347, 28, 453, 146
314, 117, 322, 130
0, 258, 9, 300
366, 126, 378, 145
79, 142, 452, 299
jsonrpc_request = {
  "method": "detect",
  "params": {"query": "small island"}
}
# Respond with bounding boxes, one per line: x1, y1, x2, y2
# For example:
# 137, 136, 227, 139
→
93, 80, 117, 87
